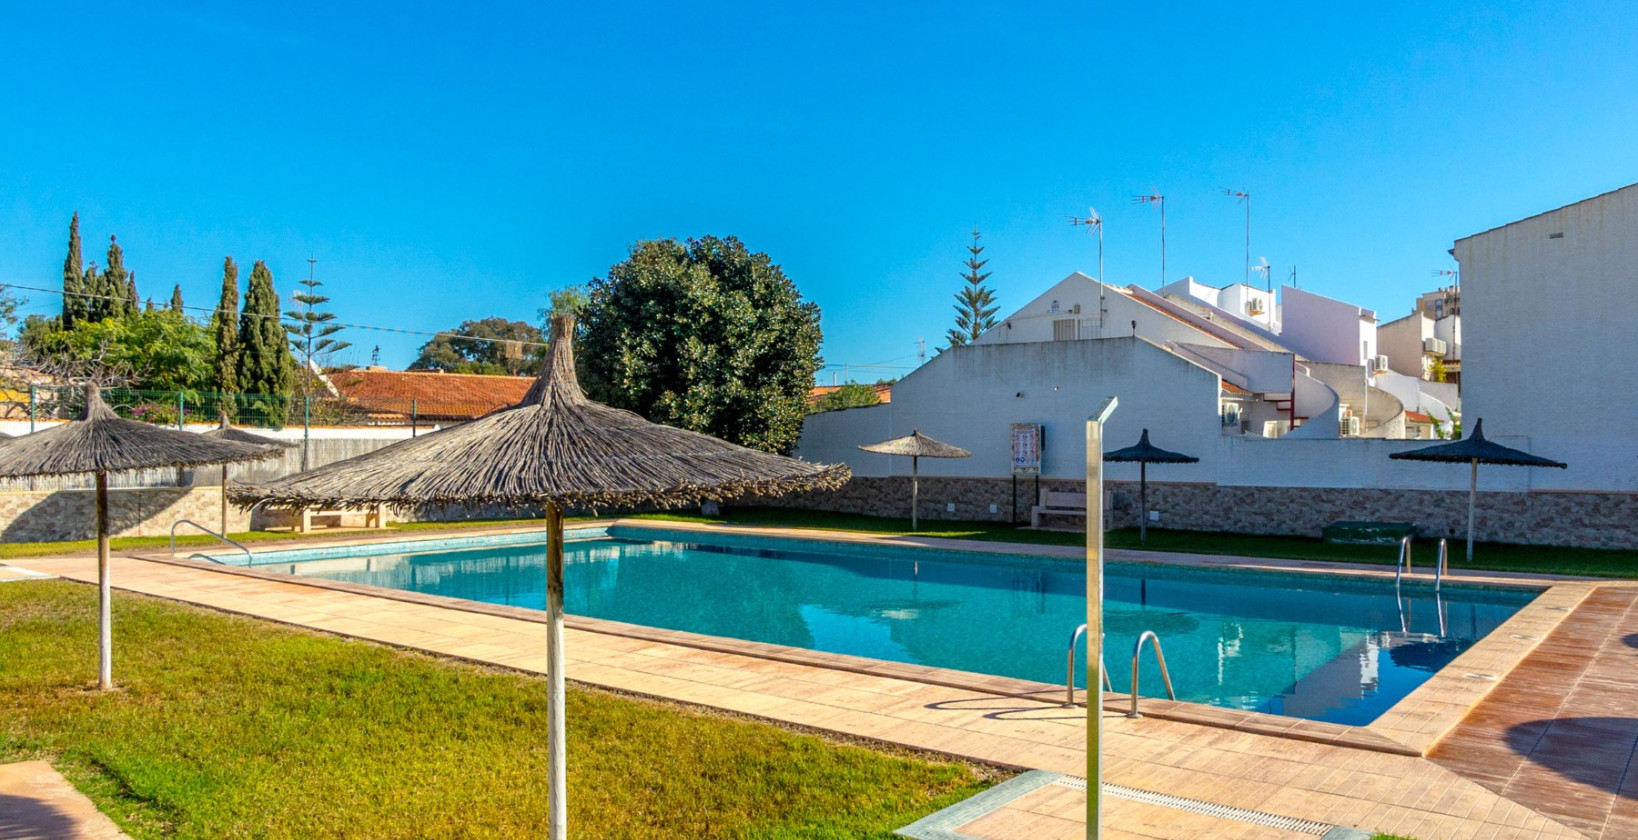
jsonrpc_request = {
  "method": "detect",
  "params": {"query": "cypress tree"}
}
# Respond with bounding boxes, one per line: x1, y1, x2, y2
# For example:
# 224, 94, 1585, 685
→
125, 271, 140, 316
236, 260, 294, 418
83, 264, 104, 321
95, 235, 131, 320
62, 212, 85, 327
170, 284, 184, 313
213, 257, 240, 399
946, 227, 999, 348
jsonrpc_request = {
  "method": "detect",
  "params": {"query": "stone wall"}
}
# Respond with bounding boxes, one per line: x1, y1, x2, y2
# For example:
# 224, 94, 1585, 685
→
763, 475, 1638, 550
0, 487, 250, 543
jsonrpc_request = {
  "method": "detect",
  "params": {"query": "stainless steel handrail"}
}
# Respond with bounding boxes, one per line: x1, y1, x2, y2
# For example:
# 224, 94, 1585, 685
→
187, 553, 228, 565
1435, 538, 1449, 593
170, 519, 251, 564
1393, 535, 1412, 590
1128, 630, 1177, 718
1065, 623, 1113, 706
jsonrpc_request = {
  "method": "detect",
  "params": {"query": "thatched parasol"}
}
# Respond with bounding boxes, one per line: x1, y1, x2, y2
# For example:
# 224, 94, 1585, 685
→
1104, 429, 1199, 545
0, 386, 281, 689
1389, 418, 1566, 561
203, 412, 294, 534
858, 429, 971, 531
232, 315, 848, 840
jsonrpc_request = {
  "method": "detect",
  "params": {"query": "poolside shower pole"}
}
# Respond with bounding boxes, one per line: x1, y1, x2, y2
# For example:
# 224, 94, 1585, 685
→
1085, 396, 1118, 840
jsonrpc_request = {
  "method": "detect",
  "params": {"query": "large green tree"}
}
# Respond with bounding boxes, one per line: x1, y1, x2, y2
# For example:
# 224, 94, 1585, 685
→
236, 260, 293, 416
212, 257, 240, 399
578, 236, 822, 454
410, 317, 544, 375
946, 227, 998, 347
18, 309, 213, 394
61, 212, 87, 328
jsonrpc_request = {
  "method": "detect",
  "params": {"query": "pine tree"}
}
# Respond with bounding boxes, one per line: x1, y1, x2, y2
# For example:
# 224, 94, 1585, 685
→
170, 284, 184, 312
61, 212, 85, 327
283, 267, 350, 398
946, 228, 999, 347
236, 260, 293, 419
213, 257, 240, 401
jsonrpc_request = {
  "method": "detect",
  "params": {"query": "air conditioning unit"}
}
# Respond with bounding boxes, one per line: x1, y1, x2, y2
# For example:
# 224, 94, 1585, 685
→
1423, 337, 1448, 357
1247, 299, 1264, 316
1221, 403, 1242, 427
1262, 420, 1291, 438
1371, 355, 1390, 374
1341, 415, 1362, 437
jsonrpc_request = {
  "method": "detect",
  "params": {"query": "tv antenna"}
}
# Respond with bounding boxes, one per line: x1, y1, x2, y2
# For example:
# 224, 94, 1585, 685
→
1068, 208, 1105, 333
1433, 267, 1459, 289
1252, 257, 1271, 293
1288, 265, 1298, 289
1131, 192, 1164, 288
1222, 188, 1251, 287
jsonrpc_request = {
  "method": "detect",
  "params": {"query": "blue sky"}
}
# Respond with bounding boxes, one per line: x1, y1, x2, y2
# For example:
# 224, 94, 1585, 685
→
2, 2, 1634, 378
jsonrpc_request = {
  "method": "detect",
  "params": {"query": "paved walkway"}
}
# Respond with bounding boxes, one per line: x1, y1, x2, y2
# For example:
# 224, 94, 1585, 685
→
0, 761, 131, 840
1431, 587, 1638, 839
7, 544, 1599, 840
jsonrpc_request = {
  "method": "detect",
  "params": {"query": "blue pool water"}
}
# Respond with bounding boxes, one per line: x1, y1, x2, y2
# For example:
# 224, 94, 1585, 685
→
245, 528, 1536, 725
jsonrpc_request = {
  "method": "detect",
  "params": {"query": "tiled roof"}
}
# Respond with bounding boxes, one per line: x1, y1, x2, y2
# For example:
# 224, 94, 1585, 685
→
327, 368, 534, 421
807, 383, 893, 405
1405, 411, 1434, 424
1221, 382, 1252, 396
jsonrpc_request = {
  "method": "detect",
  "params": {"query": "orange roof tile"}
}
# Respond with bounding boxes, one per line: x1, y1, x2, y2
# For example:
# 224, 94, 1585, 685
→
327, 368, 534, 421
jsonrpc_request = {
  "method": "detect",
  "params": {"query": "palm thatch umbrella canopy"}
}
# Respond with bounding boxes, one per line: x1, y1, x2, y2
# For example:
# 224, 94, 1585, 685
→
232, 315, 847, 840
203, 412, 294, 534
858, 430, 971, 531
1389, 418, 1566, 562
0, 386, 281, 689
1104, 429, 1199, 545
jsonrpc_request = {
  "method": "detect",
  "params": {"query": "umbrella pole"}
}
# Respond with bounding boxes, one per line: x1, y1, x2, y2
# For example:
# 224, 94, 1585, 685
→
1466, 459, 1477, 563
911, 455, 919, 532
221, 464, 231, 536
545, 501, 567, 840
96, 470, 112, 691
1139, 462, 1148, 546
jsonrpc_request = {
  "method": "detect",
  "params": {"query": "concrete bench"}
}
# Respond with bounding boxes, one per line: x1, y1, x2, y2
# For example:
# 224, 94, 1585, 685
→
1322, 520, 1415, 545
1031, 489, 1088, 528
293, 504, 384, 530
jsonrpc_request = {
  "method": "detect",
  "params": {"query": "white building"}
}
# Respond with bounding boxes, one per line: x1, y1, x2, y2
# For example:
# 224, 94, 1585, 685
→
1377, 287, 1461, 385
1454, 182, 1638, 492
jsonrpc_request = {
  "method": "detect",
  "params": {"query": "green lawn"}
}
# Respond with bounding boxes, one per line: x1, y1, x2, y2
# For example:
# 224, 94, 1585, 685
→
0, 580, 992, 839
630, 507, 1638, 579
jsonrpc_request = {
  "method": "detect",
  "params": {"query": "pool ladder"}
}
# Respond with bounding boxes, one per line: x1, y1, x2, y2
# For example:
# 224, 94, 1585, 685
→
1065, 624, 1177, 717
1393, 536, 1451, 592
170, 519, 251, 566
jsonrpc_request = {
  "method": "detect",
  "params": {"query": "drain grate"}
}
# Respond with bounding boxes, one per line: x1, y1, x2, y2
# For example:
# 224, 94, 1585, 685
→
1052, 776, 1335, 835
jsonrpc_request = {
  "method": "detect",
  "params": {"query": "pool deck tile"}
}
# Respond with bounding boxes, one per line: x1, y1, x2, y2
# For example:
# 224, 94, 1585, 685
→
1430, 586, 1638, 840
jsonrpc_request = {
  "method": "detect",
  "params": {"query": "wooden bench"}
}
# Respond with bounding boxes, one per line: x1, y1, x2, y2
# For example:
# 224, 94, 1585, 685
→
1031, 489, 1088, 528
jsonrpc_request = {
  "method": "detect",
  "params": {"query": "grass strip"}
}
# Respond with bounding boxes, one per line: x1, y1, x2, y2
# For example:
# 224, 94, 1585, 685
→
0, 580, 991, 839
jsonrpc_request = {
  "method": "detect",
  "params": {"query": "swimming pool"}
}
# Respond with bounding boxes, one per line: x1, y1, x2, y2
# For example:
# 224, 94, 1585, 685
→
238, 526, 1536, 725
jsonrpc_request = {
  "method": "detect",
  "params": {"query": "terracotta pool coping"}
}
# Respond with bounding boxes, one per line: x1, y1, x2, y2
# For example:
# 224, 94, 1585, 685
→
121, 518, 1594, 757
